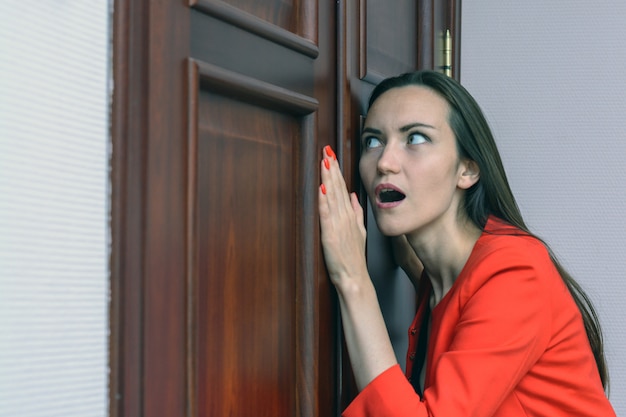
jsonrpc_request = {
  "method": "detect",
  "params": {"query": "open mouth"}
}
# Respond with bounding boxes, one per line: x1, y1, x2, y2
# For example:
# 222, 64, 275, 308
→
378, 189, 406, 203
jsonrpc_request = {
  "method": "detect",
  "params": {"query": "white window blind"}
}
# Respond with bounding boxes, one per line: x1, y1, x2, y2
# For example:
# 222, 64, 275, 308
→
0, 2, 110, 416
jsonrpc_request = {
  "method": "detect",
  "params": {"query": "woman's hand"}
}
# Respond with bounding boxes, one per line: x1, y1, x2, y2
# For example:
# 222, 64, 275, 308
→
318, 146, 398, 389
318, 146, 368, 288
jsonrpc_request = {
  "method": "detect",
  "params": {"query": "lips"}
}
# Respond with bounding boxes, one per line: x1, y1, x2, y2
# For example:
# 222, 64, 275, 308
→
374, 183, 406, 207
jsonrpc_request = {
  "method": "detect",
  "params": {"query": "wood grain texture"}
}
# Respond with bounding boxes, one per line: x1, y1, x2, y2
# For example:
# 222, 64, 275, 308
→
109, 0, 150, 415
191, 0, 319, 57
187, 60, 319, 417
196, 97, 297, 417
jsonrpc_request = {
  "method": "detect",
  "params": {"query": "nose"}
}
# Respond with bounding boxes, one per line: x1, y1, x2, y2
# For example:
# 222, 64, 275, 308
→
377, 142, 401, 175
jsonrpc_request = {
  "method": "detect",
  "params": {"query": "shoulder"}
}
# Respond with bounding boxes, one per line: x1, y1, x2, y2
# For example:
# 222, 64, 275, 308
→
475, 233, 551, 271
471, 217, 554, 274
455, 219, 560, 306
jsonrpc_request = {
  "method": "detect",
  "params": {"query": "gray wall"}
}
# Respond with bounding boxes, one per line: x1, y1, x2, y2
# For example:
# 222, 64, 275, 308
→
462, 1, 626, 413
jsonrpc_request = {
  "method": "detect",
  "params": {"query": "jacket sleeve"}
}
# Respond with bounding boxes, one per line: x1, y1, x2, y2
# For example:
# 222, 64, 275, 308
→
343, 241, 554, 417
342, 365, 428, 417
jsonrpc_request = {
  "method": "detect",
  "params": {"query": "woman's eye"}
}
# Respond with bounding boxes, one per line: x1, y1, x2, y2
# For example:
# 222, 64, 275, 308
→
363, 136, 382, 149
408, 133, 428, 145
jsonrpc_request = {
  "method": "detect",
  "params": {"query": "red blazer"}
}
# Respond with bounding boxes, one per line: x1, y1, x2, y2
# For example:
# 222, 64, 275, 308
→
343, 217, 615, 417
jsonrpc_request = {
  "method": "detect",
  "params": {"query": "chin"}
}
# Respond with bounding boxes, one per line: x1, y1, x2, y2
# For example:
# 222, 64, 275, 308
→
374, 221, 407, 237
370, 208, 412, 236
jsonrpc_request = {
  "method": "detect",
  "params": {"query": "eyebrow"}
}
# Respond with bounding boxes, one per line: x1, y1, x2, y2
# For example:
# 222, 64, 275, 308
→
361, 122, 436, 136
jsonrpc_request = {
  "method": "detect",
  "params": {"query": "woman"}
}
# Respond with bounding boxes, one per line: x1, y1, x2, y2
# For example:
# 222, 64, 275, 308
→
318, 70, 615, 416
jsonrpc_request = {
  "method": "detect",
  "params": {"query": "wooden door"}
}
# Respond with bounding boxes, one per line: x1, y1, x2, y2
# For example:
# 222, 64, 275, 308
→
337, 0, 461, 407
110, 1, 459, 416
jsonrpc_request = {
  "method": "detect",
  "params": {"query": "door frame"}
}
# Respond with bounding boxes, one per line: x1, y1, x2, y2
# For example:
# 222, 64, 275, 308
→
110, 0, 190, 416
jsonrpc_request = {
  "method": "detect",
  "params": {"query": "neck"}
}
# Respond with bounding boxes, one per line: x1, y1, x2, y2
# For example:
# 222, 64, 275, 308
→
407, 217, 482, 307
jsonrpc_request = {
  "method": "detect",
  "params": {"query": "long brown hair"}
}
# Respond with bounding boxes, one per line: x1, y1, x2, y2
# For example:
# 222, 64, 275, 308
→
368, 70, 609, 390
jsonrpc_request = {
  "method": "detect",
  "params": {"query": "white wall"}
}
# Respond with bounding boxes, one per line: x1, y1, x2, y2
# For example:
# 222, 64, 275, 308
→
0, 2, 110, 416
461, 1, 626, 414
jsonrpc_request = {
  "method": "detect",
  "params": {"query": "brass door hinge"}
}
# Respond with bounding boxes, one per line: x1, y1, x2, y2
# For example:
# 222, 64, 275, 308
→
442, 29, 452, 77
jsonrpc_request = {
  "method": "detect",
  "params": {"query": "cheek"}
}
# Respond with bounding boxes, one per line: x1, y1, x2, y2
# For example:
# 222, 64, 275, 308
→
411, 158, 458, 190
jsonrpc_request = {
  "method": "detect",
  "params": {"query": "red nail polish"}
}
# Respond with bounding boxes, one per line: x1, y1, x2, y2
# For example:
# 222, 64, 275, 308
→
320, 184, 327, 195
324, 145, 336, 160
323, 158, 330, 170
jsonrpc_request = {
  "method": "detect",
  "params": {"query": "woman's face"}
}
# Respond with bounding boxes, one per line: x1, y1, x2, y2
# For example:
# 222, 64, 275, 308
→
359, 85, 476, 238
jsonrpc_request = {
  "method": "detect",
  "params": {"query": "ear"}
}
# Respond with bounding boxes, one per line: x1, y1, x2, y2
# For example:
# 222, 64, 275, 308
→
457, 159, 480, 190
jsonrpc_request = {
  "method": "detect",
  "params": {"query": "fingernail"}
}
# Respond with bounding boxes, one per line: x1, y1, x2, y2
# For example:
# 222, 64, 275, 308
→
324, 145, 336, 160
320, 184, 327, 195
323, 158, 330, 170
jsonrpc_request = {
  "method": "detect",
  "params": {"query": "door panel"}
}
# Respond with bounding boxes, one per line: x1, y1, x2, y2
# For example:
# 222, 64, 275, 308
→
191, 0, 318, 58
222, 0, 298, 29
187, 61, 320, 416
361, 0, 419, 83
189, 9, 316, 99
204, 0, 316, 39
195, 93, 298, 417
